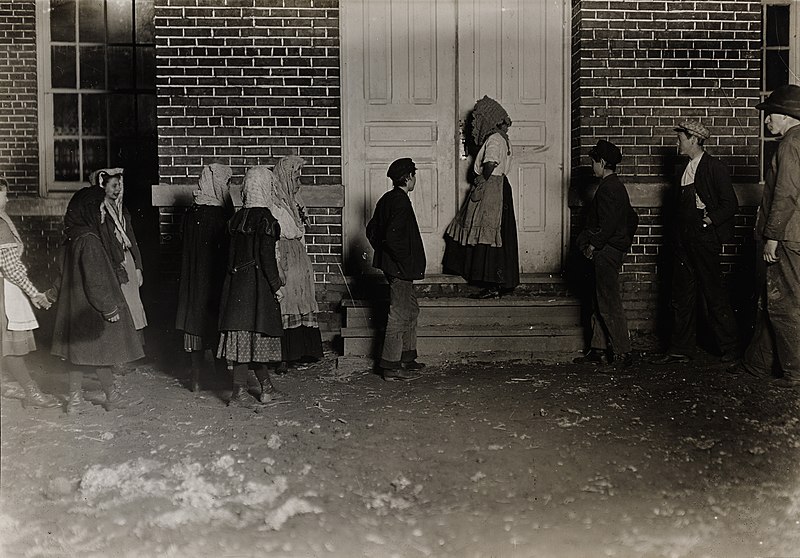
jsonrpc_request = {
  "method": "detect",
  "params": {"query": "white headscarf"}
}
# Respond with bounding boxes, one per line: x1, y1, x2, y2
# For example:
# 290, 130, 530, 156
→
194, 163, 232, 207
241, 166, 277, 209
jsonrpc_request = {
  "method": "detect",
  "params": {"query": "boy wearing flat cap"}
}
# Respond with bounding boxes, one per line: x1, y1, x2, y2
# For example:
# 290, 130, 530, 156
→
736, 84, 800, 388
366, 158, 426, 380
653, 121, 740, 365
574, 140, 639, 367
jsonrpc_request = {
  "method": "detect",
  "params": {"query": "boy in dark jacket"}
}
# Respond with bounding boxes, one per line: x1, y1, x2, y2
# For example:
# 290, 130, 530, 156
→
367, 158, 426, 380
575, 140, 638, 367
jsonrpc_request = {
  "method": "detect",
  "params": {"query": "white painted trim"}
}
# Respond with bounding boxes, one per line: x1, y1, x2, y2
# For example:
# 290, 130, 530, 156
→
560, 0, 572, 269
35, 0, 50, 198
339, 0, 351, 261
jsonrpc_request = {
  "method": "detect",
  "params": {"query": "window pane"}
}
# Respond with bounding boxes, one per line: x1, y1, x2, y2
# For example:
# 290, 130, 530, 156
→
107, 0, 133, 43
79, 0, 105, 42
83, 139, 108, 180
50, 0, 76, 42
136, 46, 155, 89
109, 94, 136, 136
135, 0, 155, 43
108, 46, 134, 90
80, 46, 106, 89
82, 94, 107, 136
51, 46, 76, 88
137, 94, 156, 136
54, 139, 80, 181
766, 50, 790, 91
766, 5, 790, 47
53, 94, 79, 135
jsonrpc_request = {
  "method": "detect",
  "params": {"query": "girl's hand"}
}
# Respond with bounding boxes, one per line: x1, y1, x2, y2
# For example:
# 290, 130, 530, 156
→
136, 268, 144, 287
31, 292, 52, 310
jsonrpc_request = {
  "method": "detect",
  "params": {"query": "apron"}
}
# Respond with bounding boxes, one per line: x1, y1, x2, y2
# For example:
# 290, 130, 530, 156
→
3, 279, 38, 331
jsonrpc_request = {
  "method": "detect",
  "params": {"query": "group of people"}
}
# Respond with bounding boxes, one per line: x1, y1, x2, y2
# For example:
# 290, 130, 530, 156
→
1, 169, 147, 411
174, 157, 323, 408
0, 156, 323, 412
368, 88, 799, 388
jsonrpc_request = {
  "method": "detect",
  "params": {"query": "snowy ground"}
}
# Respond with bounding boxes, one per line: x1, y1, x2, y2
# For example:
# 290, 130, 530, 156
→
2, 344, 800, 558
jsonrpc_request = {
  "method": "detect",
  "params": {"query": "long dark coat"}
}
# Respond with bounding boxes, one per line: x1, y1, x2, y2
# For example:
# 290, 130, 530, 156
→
51, 231, 144, 366
175, 204, 230, 339
217, 207, 283, 337
366, 187, 426, 281
675, 153, 738, 243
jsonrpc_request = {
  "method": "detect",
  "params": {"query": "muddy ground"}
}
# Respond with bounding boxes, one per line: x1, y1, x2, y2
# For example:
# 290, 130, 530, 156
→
1, 340, 799, 558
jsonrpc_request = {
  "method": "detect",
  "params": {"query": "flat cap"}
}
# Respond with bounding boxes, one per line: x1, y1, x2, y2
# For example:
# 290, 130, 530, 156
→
387, 158, 417, 182
674, 120, 710, 140
756, 84, 800, 121
588, 139, 622, 166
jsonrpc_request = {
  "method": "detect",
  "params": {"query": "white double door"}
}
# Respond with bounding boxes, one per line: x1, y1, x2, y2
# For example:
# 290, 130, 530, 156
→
342, 0, 567, 275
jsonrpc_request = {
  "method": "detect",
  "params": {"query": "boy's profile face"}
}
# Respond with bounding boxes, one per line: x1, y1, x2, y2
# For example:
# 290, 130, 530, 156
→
405, 172, 417, 192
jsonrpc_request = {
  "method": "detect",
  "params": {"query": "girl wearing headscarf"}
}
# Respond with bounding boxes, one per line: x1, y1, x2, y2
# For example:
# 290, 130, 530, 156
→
444, 96, 520, 299
271, 156, 323, 372
217, 166, 286, 407
50, 187, 144, 413
175, 163, 233, 392
89, 168, 147, 341
0, 179, 59, 408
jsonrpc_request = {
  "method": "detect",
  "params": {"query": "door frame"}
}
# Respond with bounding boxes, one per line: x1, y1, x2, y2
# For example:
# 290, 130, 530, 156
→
340, 0, 573, 276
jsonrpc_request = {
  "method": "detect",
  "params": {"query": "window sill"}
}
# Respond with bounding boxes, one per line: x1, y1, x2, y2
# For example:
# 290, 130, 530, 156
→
7, 195, 71, 217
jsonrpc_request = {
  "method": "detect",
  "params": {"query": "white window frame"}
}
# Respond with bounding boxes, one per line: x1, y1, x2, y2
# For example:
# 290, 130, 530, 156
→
760, 0, 800, 183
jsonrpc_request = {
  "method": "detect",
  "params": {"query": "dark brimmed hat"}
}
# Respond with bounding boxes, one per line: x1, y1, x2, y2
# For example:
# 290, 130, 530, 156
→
756, 84, 800, 121
588, 139, 622, 166
674, 120, 710, 140
387, 158, 416, 182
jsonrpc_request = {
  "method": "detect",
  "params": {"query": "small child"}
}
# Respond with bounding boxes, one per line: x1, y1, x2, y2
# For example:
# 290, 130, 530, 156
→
366, 158, 427, 380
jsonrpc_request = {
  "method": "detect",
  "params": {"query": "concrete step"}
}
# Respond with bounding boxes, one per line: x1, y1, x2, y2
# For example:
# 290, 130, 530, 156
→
341, 325, 585, 357
342, 296, 582, 328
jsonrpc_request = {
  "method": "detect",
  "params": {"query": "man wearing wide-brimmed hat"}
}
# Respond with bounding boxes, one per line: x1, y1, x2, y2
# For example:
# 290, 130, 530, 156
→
736, 84, 800, 388
652, 120, 740, 365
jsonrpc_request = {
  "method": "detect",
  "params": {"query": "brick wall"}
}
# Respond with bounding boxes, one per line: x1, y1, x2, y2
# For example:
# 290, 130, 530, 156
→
571, 0, 764, 338
0, 0, 39, 195
152, 0, 343, 336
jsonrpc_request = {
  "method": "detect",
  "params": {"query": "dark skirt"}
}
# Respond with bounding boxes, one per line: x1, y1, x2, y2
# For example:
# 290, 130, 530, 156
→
281, 326, 323, 362
443, 177, 520, 289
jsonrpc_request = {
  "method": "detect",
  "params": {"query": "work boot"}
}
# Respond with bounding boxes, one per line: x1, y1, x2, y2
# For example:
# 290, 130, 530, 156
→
258, 376, 287, 403
572, 349, 607, 365
21, 382, 60, 409
381, 367, 421, 381
104, 386, 143, 411
401, 360, 426, 371
611, 352, 634, 369
65, 390, 87, 414
228, 385, 253, 408
274, 361, 289, 375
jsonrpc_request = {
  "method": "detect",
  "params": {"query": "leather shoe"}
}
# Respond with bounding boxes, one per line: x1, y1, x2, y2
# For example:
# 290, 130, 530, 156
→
381, 368, 421, 381
650, 353, 690, 365
573, 349, 606, 365
772, 377, 800, 389
611, 352, 634, 368
402, 360, 426, 370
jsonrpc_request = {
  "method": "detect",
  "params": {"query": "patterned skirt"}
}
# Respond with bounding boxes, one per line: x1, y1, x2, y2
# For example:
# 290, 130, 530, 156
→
217, 331, 281, 364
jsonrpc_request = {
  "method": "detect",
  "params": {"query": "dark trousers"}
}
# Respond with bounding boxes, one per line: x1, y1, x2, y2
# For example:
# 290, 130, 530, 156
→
380, 275, 419, 368
590, 245, 631, 354
745, 240, 800, 378
669, 234, 738, 355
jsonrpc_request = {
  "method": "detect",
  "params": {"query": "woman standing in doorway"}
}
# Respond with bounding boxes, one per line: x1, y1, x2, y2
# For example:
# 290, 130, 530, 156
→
271, 156, 323, 373
0, 178, 59, 408
90, 168, 147, 344
443, 96, 520, 299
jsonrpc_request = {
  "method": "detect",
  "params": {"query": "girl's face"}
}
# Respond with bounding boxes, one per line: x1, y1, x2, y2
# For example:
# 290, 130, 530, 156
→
103, 176, 122, 201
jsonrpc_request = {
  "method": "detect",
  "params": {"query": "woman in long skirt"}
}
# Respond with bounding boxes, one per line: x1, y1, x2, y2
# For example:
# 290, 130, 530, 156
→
175, 163, 233, 392
217, 166, 286, 407
444, 96, 520, 299
271, 156, 324, 373
0, 179, 59, 408
90, 168, 147, 343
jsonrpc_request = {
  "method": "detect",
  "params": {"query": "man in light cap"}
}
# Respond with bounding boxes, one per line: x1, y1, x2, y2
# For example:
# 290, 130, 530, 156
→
735, 84, 800, 388
653, 120, 740, 365
574, 140, 639, 367
366, 158, 426, 380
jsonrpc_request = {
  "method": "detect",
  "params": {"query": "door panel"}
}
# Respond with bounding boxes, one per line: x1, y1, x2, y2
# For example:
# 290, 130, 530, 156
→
343, 0, 565, 275
342, 0, 457, 275
457, 0, 564, 272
